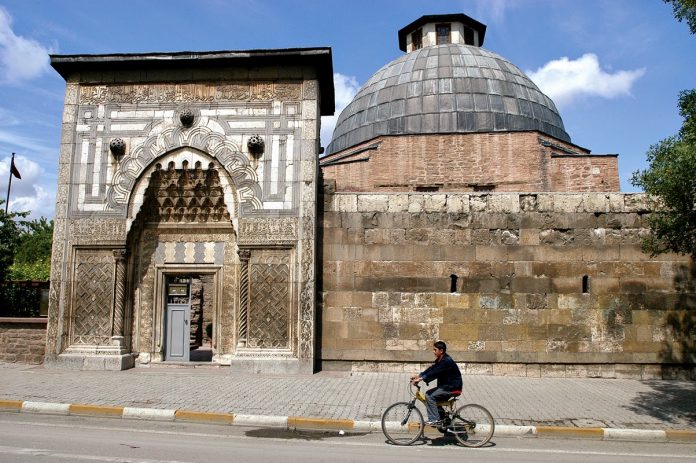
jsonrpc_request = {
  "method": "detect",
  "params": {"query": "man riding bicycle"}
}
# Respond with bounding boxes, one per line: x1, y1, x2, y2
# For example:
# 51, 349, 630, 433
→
410, 340, 462, 426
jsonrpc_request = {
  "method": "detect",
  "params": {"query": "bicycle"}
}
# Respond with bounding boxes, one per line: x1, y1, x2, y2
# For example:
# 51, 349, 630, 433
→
381, 382, 495, 447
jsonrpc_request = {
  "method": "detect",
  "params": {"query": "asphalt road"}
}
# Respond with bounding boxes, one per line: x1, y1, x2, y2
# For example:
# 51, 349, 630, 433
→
0, 413, 694, 463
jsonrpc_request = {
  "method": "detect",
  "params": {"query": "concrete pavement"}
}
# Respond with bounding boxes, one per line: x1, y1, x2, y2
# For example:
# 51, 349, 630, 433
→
1, 362, 694, 441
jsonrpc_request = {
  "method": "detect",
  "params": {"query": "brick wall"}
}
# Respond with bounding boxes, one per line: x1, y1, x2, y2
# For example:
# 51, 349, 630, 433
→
320, 191, 695, 379
321, 132, 619, 192
0, 318, 47, 364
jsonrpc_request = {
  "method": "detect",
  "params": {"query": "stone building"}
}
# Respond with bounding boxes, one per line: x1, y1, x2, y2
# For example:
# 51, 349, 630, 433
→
318, 14, 694, 379
321, 14, 619, 193
45, 49, 333, 373
41, 14, 694, 378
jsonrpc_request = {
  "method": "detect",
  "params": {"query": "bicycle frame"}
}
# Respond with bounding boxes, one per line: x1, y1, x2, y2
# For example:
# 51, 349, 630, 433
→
381, 381, 495, 447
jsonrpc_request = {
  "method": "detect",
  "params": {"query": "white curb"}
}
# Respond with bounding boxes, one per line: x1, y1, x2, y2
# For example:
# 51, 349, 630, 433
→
603, 428, 666, 441
22, 401, 70, 415
234, 414, 288, 427
123, 407, 176, 421
352, 420, 381, 432
495, 425, 536, 436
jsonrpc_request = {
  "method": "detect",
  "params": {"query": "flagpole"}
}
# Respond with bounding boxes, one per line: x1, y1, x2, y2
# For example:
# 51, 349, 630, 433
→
5, 153, 14, 214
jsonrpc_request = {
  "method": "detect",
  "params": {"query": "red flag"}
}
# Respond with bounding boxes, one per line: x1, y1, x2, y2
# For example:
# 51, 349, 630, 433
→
10, 157, 20, 179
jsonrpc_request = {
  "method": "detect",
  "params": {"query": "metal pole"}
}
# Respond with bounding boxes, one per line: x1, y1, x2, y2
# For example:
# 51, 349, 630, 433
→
5, 153, 14, 214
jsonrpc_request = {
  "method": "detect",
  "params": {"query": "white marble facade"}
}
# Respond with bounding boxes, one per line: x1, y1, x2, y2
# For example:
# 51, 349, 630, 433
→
45, 50, 334, 372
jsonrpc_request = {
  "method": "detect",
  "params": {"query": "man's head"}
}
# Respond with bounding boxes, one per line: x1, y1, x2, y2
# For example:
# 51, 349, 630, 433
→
432, 340, 447, 359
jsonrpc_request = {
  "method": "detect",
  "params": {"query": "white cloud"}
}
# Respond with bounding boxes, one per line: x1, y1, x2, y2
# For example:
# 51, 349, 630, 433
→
0, 155, 55, 219
320, 73, 360, 149
475, 0, 512, 23
0, 7, 52, 83
527, 53, 645, 108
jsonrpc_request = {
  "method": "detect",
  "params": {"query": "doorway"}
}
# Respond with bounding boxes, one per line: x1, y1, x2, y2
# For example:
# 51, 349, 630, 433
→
165, 275, 213, 362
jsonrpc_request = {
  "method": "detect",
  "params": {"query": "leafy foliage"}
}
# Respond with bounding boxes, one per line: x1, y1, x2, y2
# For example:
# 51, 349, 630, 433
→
631, 90, 696, 257
0, 201, 52, 282
14, 217, 53, 264
0, 201, 28, 281
10, 256, 51, 281
664, 0, 696, 34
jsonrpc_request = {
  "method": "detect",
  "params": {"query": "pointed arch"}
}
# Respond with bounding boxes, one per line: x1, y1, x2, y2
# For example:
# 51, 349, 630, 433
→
107, 124, 262, 214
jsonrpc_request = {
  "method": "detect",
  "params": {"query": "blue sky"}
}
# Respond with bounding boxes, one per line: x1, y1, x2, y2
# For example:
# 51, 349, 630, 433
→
0, 0, 694, 219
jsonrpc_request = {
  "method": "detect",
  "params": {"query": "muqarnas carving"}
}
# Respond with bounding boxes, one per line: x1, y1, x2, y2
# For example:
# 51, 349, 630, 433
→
138, 161, 231, 223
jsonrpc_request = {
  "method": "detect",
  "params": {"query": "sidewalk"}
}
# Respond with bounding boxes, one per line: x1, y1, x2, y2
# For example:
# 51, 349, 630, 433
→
1, 363, 695, 441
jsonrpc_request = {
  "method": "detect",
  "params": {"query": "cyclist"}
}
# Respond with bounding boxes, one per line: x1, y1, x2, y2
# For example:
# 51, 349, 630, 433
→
410, 340, 462, 425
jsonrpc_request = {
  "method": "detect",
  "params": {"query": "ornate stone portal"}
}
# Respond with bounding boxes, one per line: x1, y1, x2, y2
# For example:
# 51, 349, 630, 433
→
45, 50, 334, 373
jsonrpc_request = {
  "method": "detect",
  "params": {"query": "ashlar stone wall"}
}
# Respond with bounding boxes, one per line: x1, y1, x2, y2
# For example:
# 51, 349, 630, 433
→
320, 191, 695, 379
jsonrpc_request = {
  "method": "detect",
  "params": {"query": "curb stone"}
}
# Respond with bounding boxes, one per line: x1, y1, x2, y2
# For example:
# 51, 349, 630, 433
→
1, 400, 694, 443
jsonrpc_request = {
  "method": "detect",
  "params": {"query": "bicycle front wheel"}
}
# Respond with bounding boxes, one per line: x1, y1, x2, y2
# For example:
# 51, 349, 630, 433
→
381, 402, 424, 445
450, 403, 495, 447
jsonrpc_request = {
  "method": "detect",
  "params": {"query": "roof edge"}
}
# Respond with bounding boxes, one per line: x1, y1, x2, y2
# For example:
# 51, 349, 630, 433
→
50, 47, 335, 115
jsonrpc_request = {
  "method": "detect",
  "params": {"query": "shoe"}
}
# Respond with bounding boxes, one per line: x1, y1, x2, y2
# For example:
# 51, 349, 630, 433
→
425, 420, 442, 426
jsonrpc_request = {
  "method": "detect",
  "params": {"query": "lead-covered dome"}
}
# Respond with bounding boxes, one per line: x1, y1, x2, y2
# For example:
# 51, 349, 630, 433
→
326, 44, 570, 155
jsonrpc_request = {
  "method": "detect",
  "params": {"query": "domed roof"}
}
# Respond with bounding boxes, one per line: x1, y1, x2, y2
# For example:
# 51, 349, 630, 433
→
326, 44, 570, 155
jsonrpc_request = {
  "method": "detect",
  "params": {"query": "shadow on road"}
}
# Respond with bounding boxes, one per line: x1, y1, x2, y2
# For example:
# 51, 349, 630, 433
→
625, 380, 696, 426
245, 428, 368, 441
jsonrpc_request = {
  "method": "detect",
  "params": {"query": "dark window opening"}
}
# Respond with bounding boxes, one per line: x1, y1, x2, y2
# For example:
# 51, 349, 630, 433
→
582, 275, 589, 294
436, 24, 451, 45
415, 186, 440, 192
450, 274, 458, 293
464, 27, 475, 45
473, 184, 495, 192
412, 28, 422, 50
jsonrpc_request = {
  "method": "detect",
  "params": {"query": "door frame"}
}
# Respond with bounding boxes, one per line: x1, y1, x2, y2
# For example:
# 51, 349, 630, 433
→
152, 265, 223, 362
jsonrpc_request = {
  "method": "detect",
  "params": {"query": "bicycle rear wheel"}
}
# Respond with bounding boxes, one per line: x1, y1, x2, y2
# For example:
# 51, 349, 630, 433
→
450, 403, 495, 447
381, 402, 424, 445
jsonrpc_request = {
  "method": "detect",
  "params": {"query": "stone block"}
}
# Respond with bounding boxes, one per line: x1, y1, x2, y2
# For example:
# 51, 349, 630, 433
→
519, 229, 540, 245
407, 194, 425, 213
552, 277, 582, 294
582, 245, 620, 261
582, 193, 610, 212
469, 194, 487, 211
336, 194, 357, 212
465, 363, 493, 375
536, 194, 554, 212
424, 194, 447, 212
488, 194, 520, 213
388, 195, 409, 212
492, 363, 527, 376
446, 195, 470, 213
475, 245, 508, 262
540, 364, 567, 377
553, 194, 584, 212
623, 194, 650, 212
357, 195, 389, 212
447, 293, 470, 308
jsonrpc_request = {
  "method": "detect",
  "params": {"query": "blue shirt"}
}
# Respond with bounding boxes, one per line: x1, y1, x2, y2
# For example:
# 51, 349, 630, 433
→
420, 353, 463, 391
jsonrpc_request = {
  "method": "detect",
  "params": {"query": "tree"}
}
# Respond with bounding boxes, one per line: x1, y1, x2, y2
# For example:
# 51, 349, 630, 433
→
10, 217, 53, 281
664, 0, 696, 34
631, 90, 696, 257
0, 200, 28, 281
